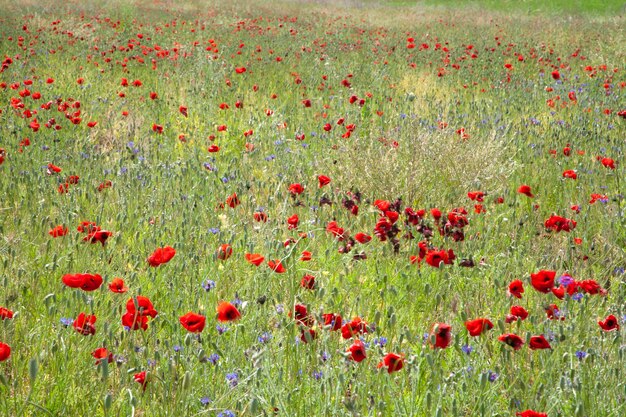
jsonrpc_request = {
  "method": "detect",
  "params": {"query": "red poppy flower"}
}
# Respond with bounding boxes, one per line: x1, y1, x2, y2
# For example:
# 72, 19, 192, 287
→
354, 232, 371, 243
179, 312, 206, 333
288, 183, 304, 195
300, 274, 316, 289
544, 215, 576, 232
562, 169, 577, 179
326, 221, 345, 239
498, 333, 524, 350
179, 105, 188, 117
253, 211, 268, 222
48, 225, 68, 237
225, 193, 240, 208
0, 343, 10, 362
147, 246, 176, 267
126, 296, 158, 319
122, 312, 149, 331
208, 145, 220, 153
267, 259, 286, 273
245, 253, 265, 266
293, 304, 314, 326
347, 339, 367, 362
529, 335, 551, 350
92, 347, 113, 365
510, 305, 529, 321
318, 175, 331, 188
300, 328, 317, 343
517, 185, 534, 197
97, 180, 112, 192
530, 270, 556, 293
425, 250, 451, 268
507, 279, 524, 298
467, 191, 485, 202
598, 314, 620, 332
216, 243, 233, 260
464, 318, 493, 337
134, 371, 148, 390
322, 313, 342, 331
73, 312, 97, 336
516, 410, 548, 417
430, 323, 452, 348
551, 70, 560, 80
377, 353, 404, 373
0, 307, 14, 320
47, 163, 62, 174
108, 278, 128, 293
83, 230, 112, 246
216, 301, 241, 322
287, 214, 299, 229
341, 317, 369, 339
62, 273, 103, 292
235, 67, 246, 74
300, 251, 312, 261
600, 157, 615, 169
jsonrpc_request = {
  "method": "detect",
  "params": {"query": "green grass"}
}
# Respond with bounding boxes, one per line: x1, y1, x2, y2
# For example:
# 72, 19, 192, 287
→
0, 0, 625, 416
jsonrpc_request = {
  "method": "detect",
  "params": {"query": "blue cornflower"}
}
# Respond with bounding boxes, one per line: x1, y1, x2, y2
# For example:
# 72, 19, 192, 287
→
373, 337, 388, 348
173, 345, 182, 353
217, 410, 235, 417
558, 274, 574, 286
312, 370, 323, 380
225, 372, 238, 387
199, 396, 211, 406
202, 280, 216, 291
258, 332, 272, 344
575, 350, 587, 360
60, 318, 73, 327
461, 344, 473, 355
216, 325, 228, 335
488, 371, 499, 382
208, 353, 220, 365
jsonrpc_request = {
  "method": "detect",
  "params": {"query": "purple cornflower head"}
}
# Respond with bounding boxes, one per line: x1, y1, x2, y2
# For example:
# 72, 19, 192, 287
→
216, 325, 228, 335
558, 274, 574, 286
202, 280, 216, 291
312, 370, 323, 380
572, 292, 584, 302
488, 371, 499, 382
373, 337, 388, 348
200, 396, 211, 406
461, 344, 473, 355
258, 332, 272, 344
225, 372, 238, 388
575, 350, 587, 360
208, 353, 220, 365
173, 345, 182, 353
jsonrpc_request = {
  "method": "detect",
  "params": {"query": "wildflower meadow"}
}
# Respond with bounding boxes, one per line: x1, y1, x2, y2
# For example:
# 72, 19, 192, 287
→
0, 0, 625, 416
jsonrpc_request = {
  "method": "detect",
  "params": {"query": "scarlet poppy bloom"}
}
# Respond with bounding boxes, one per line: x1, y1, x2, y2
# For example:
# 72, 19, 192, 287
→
341, 317, 369, 339
73, 313, 97, 336
225, 193, 239, 208
467, 191, 485, 202
216, 243, 233, 260
544, 215, 576, 232
179, 105, 188, 117
508, 279, 524, 298
245, 253, 265, 266
62, 273, 103, 292
288, 183, 304, 195
300, 274, 316, 289
92, 347, 113, 365
354, 232, 371, 243
122, 312, 149, 331
598, 314, 620, 331
322, 313, 342, 331
551, 70, 560, 80
208, 145, 220, 153
267, 259, 286, 273
545, 304, 564, 321
293, 304, 314, 326
562, 169, 577, 179
430, 323, 452, 348
97, 180, 112, 192
326, 221, 345, 239
108, 278, 128, 293
300, 328, 317, 343
529, 335, 551, 350
48, 225, 68, 237
83, 230, 112, 246
0, 307, 14, 320
147, 246, 176, 267
425, 250, 450, 268
179, 312, 206, 333
287, 214, 299, 229
347, 339, 367, 362
517, 185, 534, 197
465, 318, 493, 337
530, 270, 556, 293
217, 301, 241, 322
600, 157, 615, 169
134, 371, 148, 390
77, 221, 100, 234
318, 175, 331, 188
377, 353, 403, 373
126, 296, 158, 319
253, 211, 268, 222
498, 333, 524, 350
516, 410, 548, 417
47, 163, 62, 174
235, 67, 246, 74
0, 343, 10, 362
510, 305, 529, 321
